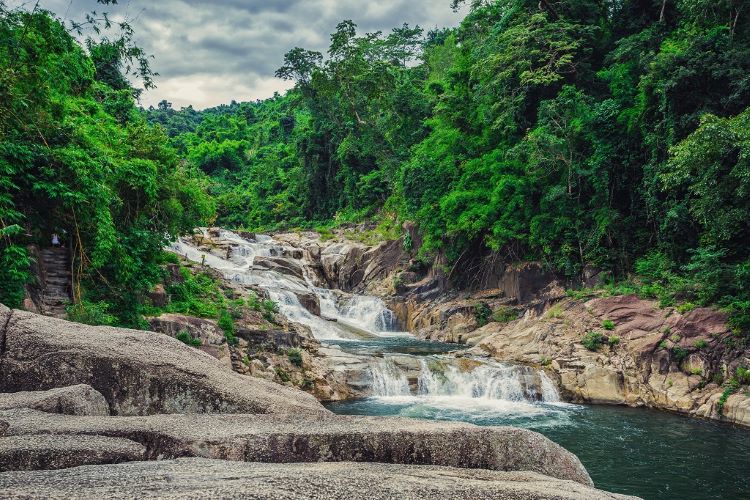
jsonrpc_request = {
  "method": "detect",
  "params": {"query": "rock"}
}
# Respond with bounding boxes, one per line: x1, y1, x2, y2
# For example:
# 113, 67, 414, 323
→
253, 256, 304, 279
0, 458, 638, 499
0, 421, 7, 437
0, 409, 593, 486
501, 262, 555, 303
0, 435, 145, 471
147, 284, 168, 307
0, 385, 109, 416
148, 313, 225, 346
0, 305, 327, 417
471, 296, 750, 427
293, 290, 321, 316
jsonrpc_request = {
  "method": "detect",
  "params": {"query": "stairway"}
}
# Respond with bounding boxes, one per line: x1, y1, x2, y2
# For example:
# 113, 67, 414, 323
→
39, 247, 72, 318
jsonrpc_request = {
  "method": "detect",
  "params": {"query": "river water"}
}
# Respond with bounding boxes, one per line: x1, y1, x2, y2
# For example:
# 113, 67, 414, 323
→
173, 229, 750, 500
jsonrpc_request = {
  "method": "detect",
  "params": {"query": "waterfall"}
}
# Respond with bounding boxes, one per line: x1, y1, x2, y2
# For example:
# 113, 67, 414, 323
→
369, 356, 560, 403
169, 229, 401, 341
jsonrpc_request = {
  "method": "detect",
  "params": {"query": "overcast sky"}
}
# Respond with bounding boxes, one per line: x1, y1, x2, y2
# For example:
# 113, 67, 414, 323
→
13, 0, 467, 109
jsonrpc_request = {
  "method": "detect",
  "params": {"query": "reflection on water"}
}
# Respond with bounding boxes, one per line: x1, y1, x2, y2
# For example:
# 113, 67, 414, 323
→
327, 397, 750, 500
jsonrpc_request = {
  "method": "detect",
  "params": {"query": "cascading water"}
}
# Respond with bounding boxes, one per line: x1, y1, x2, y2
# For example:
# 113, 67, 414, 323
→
169, 228, 403, 341
368, 356, 560, 404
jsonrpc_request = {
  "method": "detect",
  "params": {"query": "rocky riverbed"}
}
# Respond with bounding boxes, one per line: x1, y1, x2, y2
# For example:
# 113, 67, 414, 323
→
0, 303, 631, 499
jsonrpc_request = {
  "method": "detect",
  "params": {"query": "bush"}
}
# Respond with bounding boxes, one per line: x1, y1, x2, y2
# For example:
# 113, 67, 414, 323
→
693, 339, 708, 349
717, 378, 740, 415
736, 367, 750, 385
287, 348, 303, 367
581, 331, 604, 351
608, 335, 620, 346
677, 302, 697, 314
671, 346, 689, 363
262, 299, 279, 322
275, 367, 291, 383
176, 331, 202, 347
492, 306, 518, 323
474, 303, 492, 327
66, 301, 117, 326
601, 319, 615, 330
218, 310, 238, 345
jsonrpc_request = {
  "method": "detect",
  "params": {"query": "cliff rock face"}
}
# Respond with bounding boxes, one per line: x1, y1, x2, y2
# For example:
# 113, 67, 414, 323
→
470, 296, 750, 426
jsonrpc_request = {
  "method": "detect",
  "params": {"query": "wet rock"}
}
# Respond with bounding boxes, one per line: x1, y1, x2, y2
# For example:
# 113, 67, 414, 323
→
0, 305, 327, 417
294, 290, 321, 316
0, 458, 638, 499
0, 409, 593, 486
0, 385, 109, 416
0, 434, 145, 471
253, 256, 304, 279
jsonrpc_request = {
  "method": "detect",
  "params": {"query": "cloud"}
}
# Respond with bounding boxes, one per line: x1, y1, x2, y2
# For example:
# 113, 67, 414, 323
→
10, 0, 468, 109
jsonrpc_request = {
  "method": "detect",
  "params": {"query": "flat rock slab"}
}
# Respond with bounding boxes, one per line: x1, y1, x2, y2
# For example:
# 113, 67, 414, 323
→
0, 385, 109, 416
0, 435, 145, 471
0, 458, 639, 499
0, 306, 325, 417
1, 409, 592, 485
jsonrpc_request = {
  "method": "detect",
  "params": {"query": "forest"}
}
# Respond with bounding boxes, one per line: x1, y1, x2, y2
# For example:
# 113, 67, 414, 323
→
1, 0, 749, 330
146, 0, 750, 331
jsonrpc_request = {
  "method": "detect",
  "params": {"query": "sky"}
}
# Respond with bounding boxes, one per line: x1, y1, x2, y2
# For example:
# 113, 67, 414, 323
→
12, 0, 468, 109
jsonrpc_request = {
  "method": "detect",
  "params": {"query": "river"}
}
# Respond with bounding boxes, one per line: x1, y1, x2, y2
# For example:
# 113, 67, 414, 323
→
173, 229, 750, 500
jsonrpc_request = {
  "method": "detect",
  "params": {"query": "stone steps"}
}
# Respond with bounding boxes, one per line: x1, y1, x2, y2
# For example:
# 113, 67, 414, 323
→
38, 248, 72, 319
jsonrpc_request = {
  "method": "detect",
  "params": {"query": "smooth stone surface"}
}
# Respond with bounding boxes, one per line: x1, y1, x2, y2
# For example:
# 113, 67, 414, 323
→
0, 305, 326, 417
0, 409, 592, 485
0, 435, 145, 471
0, 458, 638, 499
0, 385, 109, 416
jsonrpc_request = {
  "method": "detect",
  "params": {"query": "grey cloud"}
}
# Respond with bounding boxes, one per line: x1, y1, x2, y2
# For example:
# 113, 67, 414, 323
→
13, 0, 467, 109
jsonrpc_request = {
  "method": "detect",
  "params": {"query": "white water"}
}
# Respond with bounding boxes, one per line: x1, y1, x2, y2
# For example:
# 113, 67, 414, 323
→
169, 228, 402, 341
172, 228, 563, 411
368, 356, 560, 414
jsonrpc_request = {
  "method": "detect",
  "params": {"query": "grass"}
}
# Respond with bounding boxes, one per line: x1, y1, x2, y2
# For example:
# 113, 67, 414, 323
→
492, 306, 518, 323
693, 339, 708, 349
601, 319, 615, 330
581, 331, 605, 351
545, 304, 564, 319
287, 348, 303, 367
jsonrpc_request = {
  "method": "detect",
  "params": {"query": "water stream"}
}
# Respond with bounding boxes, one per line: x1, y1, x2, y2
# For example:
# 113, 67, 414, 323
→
172, 229, 750, 500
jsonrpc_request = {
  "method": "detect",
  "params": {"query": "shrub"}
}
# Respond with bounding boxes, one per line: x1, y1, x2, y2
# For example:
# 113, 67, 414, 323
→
492, 306, 518, 323
581, 331, 604, 351
671, 346, 689, 363
474, 303, 492, 327
601, 319, 615, 330
287, 348, 303, 367
176, 331, 202, 347
689, 367, 703, 376
677, 302, 697, 314
608, 335, 620, 346
218, 310, 238, 345
693, 339, 708, 349
275, 367, 291, 383
659, 340, 669, 349
262, 299, 279, 322
736, 367, 750, 385
717, 378, 740, 415
66, 301, 117, 326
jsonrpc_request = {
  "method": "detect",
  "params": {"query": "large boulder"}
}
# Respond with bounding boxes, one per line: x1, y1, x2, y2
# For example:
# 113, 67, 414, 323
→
0, 385, 108, 416
0, 435, 145, 471
0, 458, 638, 499
0, 409, 592, 486
0, 305, 326, 417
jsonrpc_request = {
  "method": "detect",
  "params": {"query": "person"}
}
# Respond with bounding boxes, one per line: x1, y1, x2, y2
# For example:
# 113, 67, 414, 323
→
51, 233, 60, 247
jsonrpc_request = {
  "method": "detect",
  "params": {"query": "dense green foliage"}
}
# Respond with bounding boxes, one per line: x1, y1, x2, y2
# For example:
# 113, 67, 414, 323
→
147, 0, 750, 329
0, 4, 214, 325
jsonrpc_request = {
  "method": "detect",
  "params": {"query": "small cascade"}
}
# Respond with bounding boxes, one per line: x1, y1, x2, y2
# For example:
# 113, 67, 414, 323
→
369, 356, 560, 403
